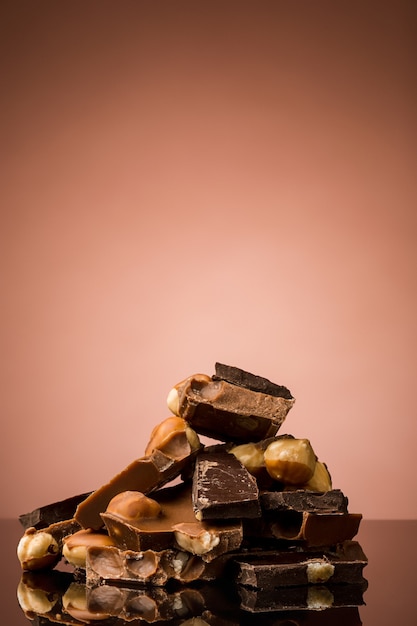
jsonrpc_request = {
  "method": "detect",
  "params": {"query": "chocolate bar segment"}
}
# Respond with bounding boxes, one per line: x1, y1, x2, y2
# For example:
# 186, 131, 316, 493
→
244, 512, 362, 547
19, 493, 92, 530
177, 376, 295, 442
75, 447, 197, 530
260, 489, 349, 514
214, 363, 294, 400
192, 449, 261, 520
233, 541, 367, 589
101, 482, 243, 561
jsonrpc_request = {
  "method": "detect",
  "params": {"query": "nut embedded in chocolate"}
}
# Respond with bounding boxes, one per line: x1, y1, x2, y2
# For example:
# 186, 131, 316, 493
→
169, 375, 295, 442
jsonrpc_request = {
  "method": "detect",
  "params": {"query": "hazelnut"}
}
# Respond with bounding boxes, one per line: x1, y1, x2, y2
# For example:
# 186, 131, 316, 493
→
166, 374, 211, 416
229, 442, 265, 475
106, 491, 161, 523
303, 460, 332, 492
173, 523, 220, 556
306, 558, 335, 583
145, 416, 200, 459
17, 529, 60, 571
62, 529, 115, 569
264, 438, 316, 485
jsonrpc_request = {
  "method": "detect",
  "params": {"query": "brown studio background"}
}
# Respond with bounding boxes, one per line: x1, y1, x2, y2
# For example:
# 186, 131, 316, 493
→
1, 0, 416, 519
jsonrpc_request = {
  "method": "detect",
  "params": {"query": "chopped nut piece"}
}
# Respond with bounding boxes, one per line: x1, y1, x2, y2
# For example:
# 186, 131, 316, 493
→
264, 438, 316, 484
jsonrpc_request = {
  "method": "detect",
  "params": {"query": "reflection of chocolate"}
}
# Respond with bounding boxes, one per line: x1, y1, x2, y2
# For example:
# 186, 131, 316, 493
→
75, 446, 198, 530
260, 489, 349, 514
176, 375, 295, 442
238, 584, 367, 614
192, 449, 261, 520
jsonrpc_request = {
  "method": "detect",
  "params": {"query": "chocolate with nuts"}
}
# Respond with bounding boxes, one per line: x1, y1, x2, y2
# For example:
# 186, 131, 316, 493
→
101, 482, 243, 561
75, 417, 201, 530
167, 373, 295, 442
17, 362, 367, 617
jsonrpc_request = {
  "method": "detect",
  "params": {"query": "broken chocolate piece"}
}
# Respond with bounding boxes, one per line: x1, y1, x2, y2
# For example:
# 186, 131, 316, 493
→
101, 482, 243, 561
233, 541, 367, 589
75, 446, 198, 530
214, 363, 294, 399
192, 449, 261, 521
176, 376, 295, 442
260, 489, 349, 514
266, 511, 362, 546
86, 544, 225, 586
19, 493, 92, 530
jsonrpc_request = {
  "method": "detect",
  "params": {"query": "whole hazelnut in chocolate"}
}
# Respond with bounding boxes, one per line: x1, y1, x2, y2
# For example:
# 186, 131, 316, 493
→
106, 491, 161, 523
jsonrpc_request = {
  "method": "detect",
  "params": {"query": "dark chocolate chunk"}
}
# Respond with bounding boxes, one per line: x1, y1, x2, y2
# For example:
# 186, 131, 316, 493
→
233, 540, 368, 589
19, 493, 92, 530
260, 489, 349, 514
192, 449, 261, 520
214, 363, 294, 400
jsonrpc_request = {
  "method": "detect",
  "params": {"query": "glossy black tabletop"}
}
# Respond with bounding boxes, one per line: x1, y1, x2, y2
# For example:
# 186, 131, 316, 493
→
2, 519, 416, 625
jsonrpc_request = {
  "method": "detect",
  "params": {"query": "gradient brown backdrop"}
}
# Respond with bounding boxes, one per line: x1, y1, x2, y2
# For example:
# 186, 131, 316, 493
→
1, 1, 416, 519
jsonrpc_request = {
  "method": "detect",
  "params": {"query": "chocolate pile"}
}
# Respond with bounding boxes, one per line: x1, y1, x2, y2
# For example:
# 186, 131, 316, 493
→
17, 364, 368, 624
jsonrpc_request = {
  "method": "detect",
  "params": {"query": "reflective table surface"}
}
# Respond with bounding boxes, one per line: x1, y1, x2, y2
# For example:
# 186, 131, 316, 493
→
2, 519, 416, 625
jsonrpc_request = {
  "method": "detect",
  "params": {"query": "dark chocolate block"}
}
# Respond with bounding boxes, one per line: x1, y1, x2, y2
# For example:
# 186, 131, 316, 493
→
19, 493, 92, 530
192, 449, 261, 520
233, 541, 368, 589
260, 489, 349, 514
214, 362, 294, 400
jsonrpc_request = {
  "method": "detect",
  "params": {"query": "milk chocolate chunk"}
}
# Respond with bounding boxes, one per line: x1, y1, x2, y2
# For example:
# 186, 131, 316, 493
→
269, 511, 362, 546
86, 544, 220, 586
260, 489, 349, 514
19, 493, 92, 530
233, 541, 367, 589
176, 376, 295, 442
192, 450, 261, 521
214, 363, 294, 400
75, 446, 197, 530
101, 482, 243, 561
